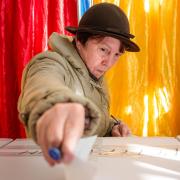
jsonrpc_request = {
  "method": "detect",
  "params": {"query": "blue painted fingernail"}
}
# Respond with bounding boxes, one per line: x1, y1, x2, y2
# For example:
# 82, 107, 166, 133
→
48, 148, 61, 160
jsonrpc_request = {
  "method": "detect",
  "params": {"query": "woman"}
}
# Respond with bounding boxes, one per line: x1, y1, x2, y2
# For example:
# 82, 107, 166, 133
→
18, 3, 140, 166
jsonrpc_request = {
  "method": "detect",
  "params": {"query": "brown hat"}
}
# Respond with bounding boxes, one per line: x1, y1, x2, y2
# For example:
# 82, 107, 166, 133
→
65, 3, 140, 52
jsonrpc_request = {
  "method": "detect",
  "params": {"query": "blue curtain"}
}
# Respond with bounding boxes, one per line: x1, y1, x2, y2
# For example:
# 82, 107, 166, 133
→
78, 0, 92, 21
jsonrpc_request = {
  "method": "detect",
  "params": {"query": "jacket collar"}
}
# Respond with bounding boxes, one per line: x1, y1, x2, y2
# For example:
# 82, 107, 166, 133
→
48, 32, 103, 87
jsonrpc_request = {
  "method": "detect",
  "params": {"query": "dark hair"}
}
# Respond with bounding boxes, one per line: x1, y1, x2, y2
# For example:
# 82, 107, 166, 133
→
76, 32, 93, 45
74, 32, 125, 53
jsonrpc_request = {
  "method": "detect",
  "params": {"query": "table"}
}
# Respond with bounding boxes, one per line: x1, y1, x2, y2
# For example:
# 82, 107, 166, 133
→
0, 137, 180, 180
0, 138, 13, 148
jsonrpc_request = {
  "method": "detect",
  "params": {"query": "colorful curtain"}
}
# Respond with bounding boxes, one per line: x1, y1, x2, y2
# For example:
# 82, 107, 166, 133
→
0, 0, 78, 138
94, 0, 180, 136
0, 0, 179, 138
78, 0, 92, 20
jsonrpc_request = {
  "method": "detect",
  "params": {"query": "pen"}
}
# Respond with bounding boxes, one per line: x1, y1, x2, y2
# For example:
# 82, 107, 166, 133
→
48, 147, 61, 161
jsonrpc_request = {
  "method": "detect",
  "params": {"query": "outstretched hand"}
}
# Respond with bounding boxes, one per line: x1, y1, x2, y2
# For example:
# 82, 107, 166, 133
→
36, 103, 85, 166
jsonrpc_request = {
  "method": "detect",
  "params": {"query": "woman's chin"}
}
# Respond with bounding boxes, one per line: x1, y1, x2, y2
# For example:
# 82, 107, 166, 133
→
95, 73, 103, 79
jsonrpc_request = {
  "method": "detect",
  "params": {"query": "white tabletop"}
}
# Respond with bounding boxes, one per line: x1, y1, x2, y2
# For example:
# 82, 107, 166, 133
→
0, 137, 180, 180
0, 138, 13, 148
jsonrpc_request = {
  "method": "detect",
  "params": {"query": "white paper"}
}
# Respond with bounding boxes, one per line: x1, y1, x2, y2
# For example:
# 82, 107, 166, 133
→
64, 136, 97, 180
74, 135, 97, 160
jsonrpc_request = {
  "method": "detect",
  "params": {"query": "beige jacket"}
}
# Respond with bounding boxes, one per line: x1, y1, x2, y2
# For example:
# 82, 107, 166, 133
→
18, 32, 115, 141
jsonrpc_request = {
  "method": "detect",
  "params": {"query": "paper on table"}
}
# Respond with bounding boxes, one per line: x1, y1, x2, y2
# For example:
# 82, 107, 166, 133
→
74, 135, 97, 160
64, 135, 97, 180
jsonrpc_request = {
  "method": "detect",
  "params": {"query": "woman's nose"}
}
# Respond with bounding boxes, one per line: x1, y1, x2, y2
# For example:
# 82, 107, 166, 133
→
101, 56, 113, 68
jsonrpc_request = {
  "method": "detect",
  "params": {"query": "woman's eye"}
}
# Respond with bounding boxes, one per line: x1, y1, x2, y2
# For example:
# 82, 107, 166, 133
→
100, 48, 106, 52
115, 53, 120, 57
100, 48, 108, 54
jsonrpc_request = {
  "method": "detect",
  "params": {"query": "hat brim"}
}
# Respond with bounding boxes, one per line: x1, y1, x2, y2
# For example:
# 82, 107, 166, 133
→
65, 26, 140, 52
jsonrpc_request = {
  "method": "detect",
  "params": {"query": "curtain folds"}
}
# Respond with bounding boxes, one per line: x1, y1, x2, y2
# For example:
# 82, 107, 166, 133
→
78, 0, 92, 20
94, 0, 180, 136
0, 0, 78, 138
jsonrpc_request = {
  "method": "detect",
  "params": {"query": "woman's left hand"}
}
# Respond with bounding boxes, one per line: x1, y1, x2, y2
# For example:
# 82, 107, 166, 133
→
111, 122, 131, 137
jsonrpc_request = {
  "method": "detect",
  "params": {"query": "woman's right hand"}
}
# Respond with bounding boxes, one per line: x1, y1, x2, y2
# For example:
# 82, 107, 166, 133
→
36, 103, 85, 166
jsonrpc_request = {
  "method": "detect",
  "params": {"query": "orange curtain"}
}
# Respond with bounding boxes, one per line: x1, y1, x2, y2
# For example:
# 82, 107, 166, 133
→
94, 0, 180, 136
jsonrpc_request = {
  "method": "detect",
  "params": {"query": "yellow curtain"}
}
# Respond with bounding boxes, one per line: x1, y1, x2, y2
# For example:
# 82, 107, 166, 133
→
93, 0, 180, 136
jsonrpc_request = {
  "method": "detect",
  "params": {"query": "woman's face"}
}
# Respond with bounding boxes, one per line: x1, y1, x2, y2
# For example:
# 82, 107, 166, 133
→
76, 36, 123, 79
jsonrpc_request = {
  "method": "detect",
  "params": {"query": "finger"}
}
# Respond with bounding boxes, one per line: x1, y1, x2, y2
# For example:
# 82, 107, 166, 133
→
126, 129, 132, 136
111, 125, 121, 137
46, 116, 66, 164
36, 113, 48, 146
62, 112, 84, 163
36, 112, 51, 152
46, 115, 65, 148
46, 104, 71, 164
62, 122, 84, 163
41, 144, 56, 166
37, 105, 66, 165
36, 113, 55, 165
119, 124, 130, 137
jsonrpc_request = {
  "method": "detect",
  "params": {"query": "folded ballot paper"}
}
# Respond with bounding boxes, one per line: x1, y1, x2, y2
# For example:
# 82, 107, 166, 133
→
64, 135, 97, 180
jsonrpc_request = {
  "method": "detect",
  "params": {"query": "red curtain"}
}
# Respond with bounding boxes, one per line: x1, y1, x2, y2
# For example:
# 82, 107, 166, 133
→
0, 0, 78, 138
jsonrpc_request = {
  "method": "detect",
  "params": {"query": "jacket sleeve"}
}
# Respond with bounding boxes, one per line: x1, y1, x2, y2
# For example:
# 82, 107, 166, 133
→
18, 52, 101, 141
105, 117, 116, 136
